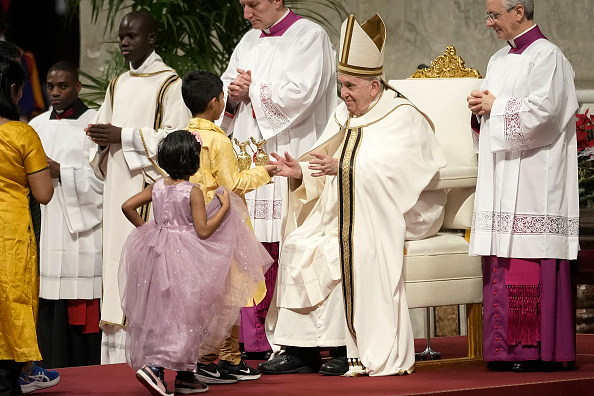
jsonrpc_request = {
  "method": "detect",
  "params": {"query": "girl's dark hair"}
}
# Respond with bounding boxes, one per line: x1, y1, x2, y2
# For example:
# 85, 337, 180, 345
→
157, 130, 201, 180
0, 56, 24, 121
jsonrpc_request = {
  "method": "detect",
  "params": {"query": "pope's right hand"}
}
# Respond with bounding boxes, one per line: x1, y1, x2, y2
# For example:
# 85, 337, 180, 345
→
270, 151, 302, 180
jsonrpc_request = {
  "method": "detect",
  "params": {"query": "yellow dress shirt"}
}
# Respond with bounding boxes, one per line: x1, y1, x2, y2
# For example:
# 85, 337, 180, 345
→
187, 118, 270, 204
187, 117, 270, 304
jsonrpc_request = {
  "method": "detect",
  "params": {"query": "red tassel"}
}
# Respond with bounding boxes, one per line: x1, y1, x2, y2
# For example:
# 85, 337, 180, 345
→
507, 284, 540, 345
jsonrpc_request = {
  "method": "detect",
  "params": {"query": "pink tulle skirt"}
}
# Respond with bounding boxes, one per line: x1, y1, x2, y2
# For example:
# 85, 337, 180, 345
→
119, 188, 272, 371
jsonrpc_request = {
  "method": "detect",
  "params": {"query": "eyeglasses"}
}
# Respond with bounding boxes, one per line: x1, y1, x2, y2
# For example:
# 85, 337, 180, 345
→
483, 6, 515, 22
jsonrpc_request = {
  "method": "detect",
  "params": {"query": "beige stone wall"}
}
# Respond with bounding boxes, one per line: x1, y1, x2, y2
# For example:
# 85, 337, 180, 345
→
80, 1, 593, 88
79, 2, 131, 82
335, 0, 594, 87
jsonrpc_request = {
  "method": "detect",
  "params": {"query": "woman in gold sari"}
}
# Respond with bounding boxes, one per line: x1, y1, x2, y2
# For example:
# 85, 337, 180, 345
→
0, 57, 53, 396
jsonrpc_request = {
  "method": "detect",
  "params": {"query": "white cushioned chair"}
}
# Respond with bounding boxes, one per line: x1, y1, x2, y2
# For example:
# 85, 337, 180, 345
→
389, 70, 484, 365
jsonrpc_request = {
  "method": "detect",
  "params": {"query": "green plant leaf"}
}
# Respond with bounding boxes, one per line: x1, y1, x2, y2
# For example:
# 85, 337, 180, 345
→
70, 0, 349, 101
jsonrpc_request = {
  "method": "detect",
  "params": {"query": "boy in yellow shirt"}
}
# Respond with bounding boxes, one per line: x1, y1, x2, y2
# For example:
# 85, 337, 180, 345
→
183, 70, 276, 384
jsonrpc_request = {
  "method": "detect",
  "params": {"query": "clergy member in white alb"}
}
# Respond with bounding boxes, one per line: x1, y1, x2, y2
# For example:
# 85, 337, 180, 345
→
86, 11, 190, 364
262, 14, 447, 377
217, 0, 338, 364
30, 61, 103, 367
467, 0, 578, 372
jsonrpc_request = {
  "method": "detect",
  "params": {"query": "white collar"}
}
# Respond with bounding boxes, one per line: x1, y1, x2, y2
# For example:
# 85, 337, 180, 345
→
130, 51, 160, 73
262, 9, 290, 34
507, 24, 537, 48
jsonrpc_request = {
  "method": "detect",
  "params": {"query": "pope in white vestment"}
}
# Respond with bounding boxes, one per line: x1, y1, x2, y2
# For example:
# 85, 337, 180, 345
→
91, 50, 190, 363
468, 1, 577, 368
268, 90, 446, 376
263, 14, 447, 377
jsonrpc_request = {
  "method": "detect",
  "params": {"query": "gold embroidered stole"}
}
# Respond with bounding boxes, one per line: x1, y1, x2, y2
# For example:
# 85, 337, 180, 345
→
336, 100, 422, 339
338, 125, 363, 338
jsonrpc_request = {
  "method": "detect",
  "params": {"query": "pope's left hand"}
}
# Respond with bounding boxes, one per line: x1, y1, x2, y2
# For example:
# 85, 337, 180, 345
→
308, 151, 338, 177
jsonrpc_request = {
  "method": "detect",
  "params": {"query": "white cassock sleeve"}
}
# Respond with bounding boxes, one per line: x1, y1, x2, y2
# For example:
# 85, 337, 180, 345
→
488, 47, 578, 153
249, 30, 334, 140
58, 139, 104, 233
120, 79, 189, 171
89, 85, 116, 180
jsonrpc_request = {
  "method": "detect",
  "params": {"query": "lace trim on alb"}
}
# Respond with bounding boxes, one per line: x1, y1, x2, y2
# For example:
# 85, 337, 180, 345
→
246, 198, 283, 220
504, 98, 529, 152
472, 211, 579, 236
260, 82, 290, 133
472, 129, 480, 152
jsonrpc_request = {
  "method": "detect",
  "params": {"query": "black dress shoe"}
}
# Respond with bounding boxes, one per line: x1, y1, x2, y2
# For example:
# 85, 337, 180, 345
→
242, 350, 273, 360
319, 356, 348, 376
511, 360, 543, 372
512, 360, 563, 372
257, 352, 315, 374
486, 361, 514, 371
539, 361, 563, 372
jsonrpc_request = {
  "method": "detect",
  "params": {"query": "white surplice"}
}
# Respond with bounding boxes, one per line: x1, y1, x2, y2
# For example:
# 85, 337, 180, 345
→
266, 89, 447, 376
469, 36, 579, 260
92, 51, 190, 363
30, 107, 102, 300
220, 14, 337, 242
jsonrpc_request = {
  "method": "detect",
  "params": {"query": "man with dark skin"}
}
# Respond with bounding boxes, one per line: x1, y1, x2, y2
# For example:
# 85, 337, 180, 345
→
85, 11, 190, 371
85, 11, 157, 144
29, 61, 103, 371
44, 65, 82, 177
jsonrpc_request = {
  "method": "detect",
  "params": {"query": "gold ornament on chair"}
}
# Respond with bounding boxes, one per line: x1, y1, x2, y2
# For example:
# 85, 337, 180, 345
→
411, 46, 481, 79
233, 138, 253, 172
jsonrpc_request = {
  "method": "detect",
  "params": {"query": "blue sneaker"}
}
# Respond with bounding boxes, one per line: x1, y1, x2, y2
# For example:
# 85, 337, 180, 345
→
18, 363, 60, 394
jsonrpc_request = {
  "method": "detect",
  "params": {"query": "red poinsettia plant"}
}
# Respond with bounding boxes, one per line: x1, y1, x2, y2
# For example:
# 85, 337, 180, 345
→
577, 109, 594, 152
577, 109, 594, 207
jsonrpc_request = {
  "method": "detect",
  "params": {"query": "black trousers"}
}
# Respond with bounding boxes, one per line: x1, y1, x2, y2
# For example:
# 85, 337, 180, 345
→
37, 299, 101, 368
0, 360, 23, 396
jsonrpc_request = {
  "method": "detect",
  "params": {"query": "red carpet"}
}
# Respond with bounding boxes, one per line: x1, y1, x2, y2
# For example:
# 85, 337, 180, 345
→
31, 335, 594, 395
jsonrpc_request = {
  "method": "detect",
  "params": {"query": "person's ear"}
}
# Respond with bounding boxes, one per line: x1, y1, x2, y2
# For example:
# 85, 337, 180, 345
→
513, 5, 524, 21
148, 33, 156, 47
10, 83, 19, 102
76, 80, 82, 94
370, 80, 380, 96
209, 97, 218, 111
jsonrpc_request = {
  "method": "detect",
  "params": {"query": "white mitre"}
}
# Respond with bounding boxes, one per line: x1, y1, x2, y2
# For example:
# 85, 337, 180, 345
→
338, 13, 386, 78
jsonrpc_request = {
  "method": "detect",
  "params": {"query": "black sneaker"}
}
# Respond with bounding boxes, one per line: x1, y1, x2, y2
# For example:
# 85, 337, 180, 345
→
174, 372, 209, 394
194, 363, 238, 385
218, 359, 261, 381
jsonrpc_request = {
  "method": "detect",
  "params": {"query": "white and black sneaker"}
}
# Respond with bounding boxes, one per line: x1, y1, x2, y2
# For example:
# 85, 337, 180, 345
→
218, 359, 261, 380
174, 372, 209, 394
194, 363, 238, 384
136, 366, 173, 396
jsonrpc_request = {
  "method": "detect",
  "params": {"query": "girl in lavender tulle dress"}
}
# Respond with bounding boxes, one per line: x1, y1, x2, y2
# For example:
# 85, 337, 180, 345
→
118, 130, 272, 396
